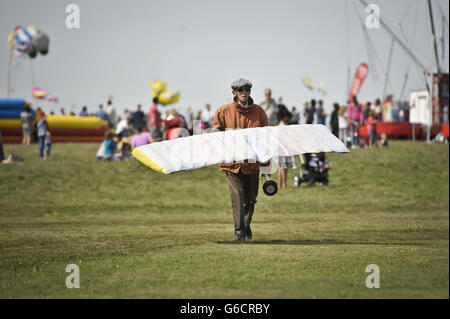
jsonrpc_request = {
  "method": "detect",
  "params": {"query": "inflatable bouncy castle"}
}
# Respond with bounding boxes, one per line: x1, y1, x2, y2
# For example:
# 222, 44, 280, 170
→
0, 99, 108, 143
0, 99, 36, 142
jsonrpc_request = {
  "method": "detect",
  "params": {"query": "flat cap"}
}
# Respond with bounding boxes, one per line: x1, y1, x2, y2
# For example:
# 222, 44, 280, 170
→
231, 78, 252, 90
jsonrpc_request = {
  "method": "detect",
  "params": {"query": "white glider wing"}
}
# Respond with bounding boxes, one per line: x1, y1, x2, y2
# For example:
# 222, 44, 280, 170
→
132, 124, 349, 174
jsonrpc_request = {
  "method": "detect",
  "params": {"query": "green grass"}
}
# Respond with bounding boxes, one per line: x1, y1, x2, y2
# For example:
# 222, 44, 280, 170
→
0, 141, 448, 298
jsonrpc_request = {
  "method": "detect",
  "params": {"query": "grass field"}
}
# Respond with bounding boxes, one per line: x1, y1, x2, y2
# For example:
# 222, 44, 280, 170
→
0, 141, 448, 298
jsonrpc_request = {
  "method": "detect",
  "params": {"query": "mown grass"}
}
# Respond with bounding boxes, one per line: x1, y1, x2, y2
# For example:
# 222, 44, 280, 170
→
0, 141, 448, 298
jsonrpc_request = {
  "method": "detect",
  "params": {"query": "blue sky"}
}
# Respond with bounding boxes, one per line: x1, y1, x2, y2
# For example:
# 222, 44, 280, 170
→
1, 0, 448, 116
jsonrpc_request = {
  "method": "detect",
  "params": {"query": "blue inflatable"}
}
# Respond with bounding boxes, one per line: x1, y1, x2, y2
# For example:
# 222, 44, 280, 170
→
0, 99, 34, 120
0, 99, 27, 111
0, 110, 31, 118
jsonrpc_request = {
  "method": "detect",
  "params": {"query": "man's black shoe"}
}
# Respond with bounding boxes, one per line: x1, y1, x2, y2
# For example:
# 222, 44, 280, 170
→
244, 227, 252, 240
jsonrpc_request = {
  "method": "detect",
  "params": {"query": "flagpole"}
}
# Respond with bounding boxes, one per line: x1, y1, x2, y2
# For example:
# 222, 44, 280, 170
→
7, 47, 14, 98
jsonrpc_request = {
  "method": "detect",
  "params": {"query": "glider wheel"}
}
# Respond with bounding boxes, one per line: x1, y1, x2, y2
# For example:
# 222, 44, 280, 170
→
263, 180, 278, 196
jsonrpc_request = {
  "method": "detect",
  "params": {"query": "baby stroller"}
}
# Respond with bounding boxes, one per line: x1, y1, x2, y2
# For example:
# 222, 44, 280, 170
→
293, 153, 332, 187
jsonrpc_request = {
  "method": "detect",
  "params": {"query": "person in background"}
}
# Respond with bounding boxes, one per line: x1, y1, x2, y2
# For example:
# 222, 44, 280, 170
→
374, 98, 382, 120
338, 106, 349, 144
103, 131, 121, 161
0, 129, 4, 162
131, 125, 151, 148
183, 106, 194, 135
133, 104, 146, 129
164, 109, 185, 140
37, 112, 48, 160
94, 104, 108, 121
260, 88, 278, 126
347, 96, 363, 148
148, 97, 162, 134
305, 99, 316, 124
79, 106, 89, 117
20, 105, 34, 145
302, 102, 310, 124
276, 97, 288, 124
363, 102, 371, 124
123, 108, 132, 122
150, 128, 163, 143
329, 103, 340, 138
44, 131, 52, 159
50, 111, 55, 115
194, 109, 206, 132
116, 116, 133, 137
380, 133, 389, 147
69, 111, 76, 116
106, 100, 116, 129
178, 110, 187, 130
290, 106, 300, 124
195, 109, 202, 122
200, 103, 214, 129
117, 136, 132, 160
367, 110, 380, 147
277, 110, 297, 189
310, 99, 317, 123
96, 141, 105, 161
316, 100, 326, 125
60, 108, 66, 115
404, 101, 410, 122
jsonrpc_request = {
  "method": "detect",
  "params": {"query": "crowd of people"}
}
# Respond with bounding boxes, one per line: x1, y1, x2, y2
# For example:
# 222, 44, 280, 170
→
10, 89, 394, 172
301, 96, 392, 148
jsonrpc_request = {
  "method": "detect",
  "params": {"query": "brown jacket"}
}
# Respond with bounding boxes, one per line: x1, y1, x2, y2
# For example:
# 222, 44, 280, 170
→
212, 97, 270, 174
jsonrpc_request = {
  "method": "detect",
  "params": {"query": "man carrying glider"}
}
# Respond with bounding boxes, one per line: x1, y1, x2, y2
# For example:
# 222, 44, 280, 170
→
212, 78, 270, 241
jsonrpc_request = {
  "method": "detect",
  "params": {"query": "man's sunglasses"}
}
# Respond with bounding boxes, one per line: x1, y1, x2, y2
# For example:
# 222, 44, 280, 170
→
235, 87, 251, 93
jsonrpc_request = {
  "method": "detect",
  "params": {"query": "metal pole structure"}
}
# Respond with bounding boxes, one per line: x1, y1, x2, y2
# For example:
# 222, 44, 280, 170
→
427, 0, 441, 74
345, 0, 351, 100
382, 37, 395, 100
7, 47, 14, 98
357, 0, 430, 74
358, 0, 437, 144
29, 59, 39, 111
426, 0, 442, 143
30, 59, 36, 88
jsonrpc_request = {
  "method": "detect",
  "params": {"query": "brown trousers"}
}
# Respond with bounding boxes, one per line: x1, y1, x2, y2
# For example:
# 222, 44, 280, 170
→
225, 171, 259, 236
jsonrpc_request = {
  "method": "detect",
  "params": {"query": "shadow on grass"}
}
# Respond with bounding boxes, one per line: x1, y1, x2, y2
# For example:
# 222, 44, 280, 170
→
215, 239, 427, 246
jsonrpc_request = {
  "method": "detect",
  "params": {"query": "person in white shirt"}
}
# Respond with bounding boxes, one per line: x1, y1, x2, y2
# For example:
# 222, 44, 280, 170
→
116, 116, 129, 137
200, 104, 213, 128
338, 106, 349, 144
183, 106, 194, 134
106, 100, 116, 129
260, 89, 278, 126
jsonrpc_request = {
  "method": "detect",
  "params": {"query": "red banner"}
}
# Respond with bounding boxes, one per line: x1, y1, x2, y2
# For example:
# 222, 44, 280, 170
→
349, 63, 369, 103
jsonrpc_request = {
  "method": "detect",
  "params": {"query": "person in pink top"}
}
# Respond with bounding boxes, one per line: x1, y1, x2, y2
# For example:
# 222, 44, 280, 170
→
131, 125, 151, 148
347, 96, 363, 148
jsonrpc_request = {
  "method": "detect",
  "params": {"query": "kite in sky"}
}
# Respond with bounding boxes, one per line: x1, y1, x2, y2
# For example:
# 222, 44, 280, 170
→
301, 76, 326, 95
32, 87, 47, 99
301, 76, 315, 90
147, 80, 180, 105
8, 25, 50, 59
